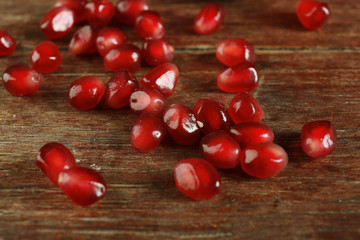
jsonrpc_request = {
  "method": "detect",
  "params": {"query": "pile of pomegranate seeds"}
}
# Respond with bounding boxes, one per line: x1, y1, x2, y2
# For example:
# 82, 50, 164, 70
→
0, 0, 336, 205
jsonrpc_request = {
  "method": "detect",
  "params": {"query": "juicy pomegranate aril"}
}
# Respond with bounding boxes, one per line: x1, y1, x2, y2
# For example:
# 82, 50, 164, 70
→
174, 158, 221, 200
36, 142, 76, 186
216, 38, 256, 66
0, 29, 16, 56
96, 27, 127, 57
135, 10, 165, 39
55, 0, 87, 23
104, 44, 142, 72
194, 2, 224, 35
30, 41, 62, 74
115, 0, 149, 25
59, 166, 107, 207
296, 0, 330, 30
229, 92, 263, 124
40, 6, 75, 39
129, 87, 165, 115
69, 25, 99, 55
142, 39, 174, 66
85, 0, 115, 26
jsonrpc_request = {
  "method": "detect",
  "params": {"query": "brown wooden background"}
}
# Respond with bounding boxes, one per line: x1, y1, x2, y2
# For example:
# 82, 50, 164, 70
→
0, 0, 359, 239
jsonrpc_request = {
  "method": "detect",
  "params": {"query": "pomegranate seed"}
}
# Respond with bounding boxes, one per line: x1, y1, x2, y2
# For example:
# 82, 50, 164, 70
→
67, 76, 105, 110
30, 41, 62, 74
141, 63, 179, 98
163, 104, 201, 145
96, 27, 126, 57
193, 99, 230, 135
194, 2, 224, 35
301, 120, 336, 159
85, 0, 115, 26
142, 39, 174, 66
217, 63, 258, 93
174, 158, 221, 200
216, 39, 256, 66
135, 10, 165, 39
69, 25, 99, 55
104, 44, 142, 72
55, 0, 87, 23
296, 0, 329, 30
104, 69, 139, 109
36, 142, 76, 186
58, 166, 107, 206
40, 6, 75, 39
130, 113, 166, 152
228, 92, 263, 124
200, 130, 241, 169
0, 29, 16, 56
115, 0, 149, 25
229, 122, 274, 149
129, 87, 165, 115
240, 142, 288, 178
2, 65, 41, 96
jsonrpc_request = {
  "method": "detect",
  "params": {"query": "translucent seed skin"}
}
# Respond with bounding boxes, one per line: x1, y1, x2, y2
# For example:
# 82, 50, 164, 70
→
228, 92, 263, 124
216, 38, 256, 66
0, 29, 16, 56
296, 0, 330, 30
40, 7, 75, 40
194, 2, 224, 35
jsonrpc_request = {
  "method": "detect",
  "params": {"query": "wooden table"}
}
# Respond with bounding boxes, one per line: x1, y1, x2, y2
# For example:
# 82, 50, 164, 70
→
1, 0, 359, 239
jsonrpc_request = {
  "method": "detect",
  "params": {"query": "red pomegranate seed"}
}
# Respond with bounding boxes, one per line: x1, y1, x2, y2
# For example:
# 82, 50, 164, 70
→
216, 39, 256, 66
141, 63, 179, 98
200, 131, 240, 169
194, 2, 224, 35
301, 120, 336, 159
229, 122, 274, 149
135, 10, 165, 39
30, 41, 62, 74
85, 0, 115, 26
2, 65, 41, 96
58, 166, 107, 207
193, 99, 230, 135
0, 29, 16, 56
228, 92, 263, 124
296, 0, 329, 30
130, 113, 166, 152
163, 104, 201, 145
69, 25, 99, 55
129, 87, 165, 115
104, 44, 142, 72
40, 6, 75, 39
104, 69, 139, 109
174, 158, 221, 200
240, 142, 288, 178
115, 0, 149, 25
217, 63, 258, 93
55, 0, 87, 23
36, 142, 76, 186
142, 39, 174, 66
96, 27, 126, 57
67, 76, 105, 110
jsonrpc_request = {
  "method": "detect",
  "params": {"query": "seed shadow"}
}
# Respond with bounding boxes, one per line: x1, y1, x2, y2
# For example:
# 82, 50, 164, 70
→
261, 12, 305, 31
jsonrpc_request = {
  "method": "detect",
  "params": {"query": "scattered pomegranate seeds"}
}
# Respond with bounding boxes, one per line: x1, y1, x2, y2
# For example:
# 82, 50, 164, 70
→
67, 76, 105, 110
163, 104, 201, 145
129, 87, 165, 115
200, 130, 241, 169
141, 63, 179, 97
85, 0, 115, 26
40, 6, 75, 39
55, 0, 87, 23
301, 120, 337, 159
96, 27, 127, 57
228, 92, 263, 124
58, 166, 107, 207
69, 25, 99, 55
104, 69, 139, 109
296, 0, 330, 30
36, 142, 77, 186
2, 65, 42, 96
216, 38, 256, 66
104, 44, 142, 72
174, 158, 221, 200
130, 113, 166, 152
0, 29, 16, 56
30, 41, 62, 74
115, 0, 149, 25
217, 63, 258, 93
142, 39, 174, 66
229, 122, 274, 149
194, 2, 224, 35
240, 142, 288, 178
135, 10, 165, 39
193, 99, 230, 135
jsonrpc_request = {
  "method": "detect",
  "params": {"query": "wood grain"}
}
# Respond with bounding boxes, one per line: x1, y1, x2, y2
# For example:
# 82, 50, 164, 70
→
0, 0, 359, 239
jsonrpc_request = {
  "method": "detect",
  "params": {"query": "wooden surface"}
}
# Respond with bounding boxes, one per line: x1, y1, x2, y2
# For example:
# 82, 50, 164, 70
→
1, 0, 360, 239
